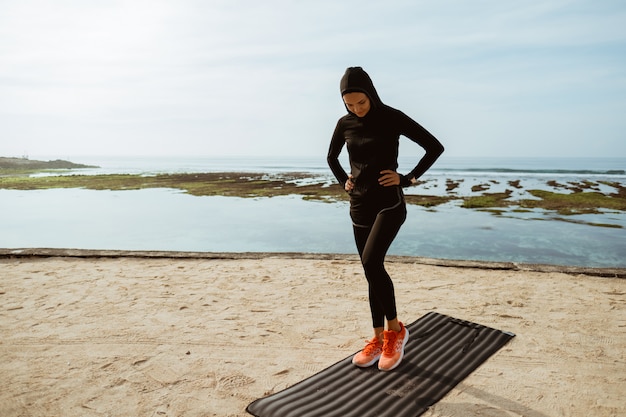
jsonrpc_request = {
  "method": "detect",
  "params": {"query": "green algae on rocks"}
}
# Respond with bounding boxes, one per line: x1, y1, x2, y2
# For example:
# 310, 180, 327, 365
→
1, 172, 624, 228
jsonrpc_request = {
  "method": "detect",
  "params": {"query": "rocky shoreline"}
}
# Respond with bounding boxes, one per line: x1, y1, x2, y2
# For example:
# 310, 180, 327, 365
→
1, 170, 625, 218
1, 157, 625, 228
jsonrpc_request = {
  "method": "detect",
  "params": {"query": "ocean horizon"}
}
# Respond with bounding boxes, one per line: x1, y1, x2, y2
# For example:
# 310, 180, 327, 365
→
26, 155, 626, 177
2, 156, 625, 268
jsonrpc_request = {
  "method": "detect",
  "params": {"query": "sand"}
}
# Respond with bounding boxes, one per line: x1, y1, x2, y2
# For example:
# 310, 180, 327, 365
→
1, 252, 624, 417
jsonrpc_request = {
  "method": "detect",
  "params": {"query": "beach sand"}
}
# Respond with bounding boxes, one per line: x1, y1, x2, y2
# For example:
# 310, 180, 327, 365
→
1, 251, 624, 417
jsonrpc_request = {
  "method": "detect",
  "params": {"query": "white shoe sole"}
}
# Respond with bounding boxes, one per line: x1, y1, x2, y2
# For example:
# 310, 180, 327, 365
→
352, 353, 381, 368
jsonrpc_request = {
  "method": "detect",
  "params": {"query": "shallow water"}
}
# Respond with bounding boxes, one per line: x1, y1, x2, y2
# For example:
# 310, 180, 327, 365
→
1, 188, 624, 268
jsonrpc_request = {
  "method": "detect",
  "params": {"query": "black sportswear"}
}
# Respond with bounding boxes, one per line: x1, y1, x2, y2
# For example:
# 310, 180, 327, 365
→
326, 67, 444, 329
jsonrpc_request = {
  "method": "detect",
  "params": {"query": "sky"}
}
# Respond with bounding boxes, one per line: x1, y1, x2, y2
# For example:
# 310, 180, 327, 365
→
1, 0, 625, 160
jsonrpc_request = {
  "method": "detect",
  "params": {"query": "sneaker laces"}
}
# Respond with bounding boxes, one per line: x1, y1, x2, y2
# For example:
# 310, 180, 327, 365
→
362, 337, 382, 355
382, 331, 399, 355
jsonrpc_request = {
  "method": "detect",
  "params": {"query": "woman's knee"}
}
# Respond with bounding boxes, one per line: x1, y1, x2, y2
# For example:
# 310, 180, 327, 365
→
361, 254, 385, 277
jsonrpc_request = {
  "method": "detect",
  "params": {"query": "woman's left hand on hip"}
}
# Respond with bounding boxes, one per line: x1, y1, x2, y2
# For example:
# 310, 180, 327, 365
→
378, 170, 400, 187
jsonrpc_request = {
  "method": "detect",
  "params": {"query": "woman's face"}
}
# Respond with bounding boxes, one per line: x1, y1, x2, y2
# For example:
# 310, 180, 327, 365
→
343, 92, 371, 117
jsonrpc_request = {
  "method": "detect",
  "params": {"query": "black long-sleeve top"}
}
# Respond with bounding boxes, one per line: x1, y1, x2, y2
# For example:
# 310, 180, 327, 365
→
327, 67, 444, 191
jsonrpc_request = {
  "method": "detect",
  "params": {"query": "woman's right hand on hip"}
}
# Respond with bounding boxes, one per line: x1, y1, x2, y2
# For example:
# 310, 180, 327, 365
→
345, 175, 355, 192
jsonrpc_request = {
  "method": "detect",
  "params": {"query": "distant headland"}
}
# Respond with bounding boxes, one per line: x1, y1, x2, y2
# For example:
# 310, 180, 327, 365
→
0, 157, 99, 170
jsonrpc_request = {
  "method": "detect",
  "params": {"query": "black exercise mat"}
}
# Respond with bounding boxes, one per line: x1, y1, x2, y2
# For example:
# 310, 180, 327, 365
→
247, 312, 515, 417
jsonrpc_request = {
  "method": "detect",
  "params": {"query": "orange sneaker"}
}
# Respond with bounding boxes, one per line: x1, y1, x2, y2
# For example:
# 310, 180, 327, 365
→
378, 322, 409, 371
352, 336, 383, 368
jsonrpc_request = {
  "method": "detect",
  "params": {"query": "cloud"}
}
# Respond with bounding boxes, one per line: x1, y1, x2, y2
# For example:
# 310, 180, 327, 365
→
0, 0, 625, 158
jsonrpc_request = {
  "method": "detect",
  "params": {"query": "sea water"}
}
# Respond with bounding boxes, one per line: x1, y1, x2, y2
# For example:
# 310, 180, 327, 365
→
1, 156, 625, 267
30, 155, 626, 177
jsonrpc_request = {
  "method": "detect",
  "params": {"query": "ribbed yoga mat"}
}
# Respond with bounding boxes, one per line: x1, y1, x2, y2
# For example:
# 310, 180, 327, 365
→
247, 312, 515, 417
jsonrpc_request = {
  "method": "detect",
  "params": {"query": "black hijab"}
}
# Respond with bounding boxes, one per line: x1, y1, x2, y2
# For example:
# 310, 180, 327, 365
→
339, 67, 384, 115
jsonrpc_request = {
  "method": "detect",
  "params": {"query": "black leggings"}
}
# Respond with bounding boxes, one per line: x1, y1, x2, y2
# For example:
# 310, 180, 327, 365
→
350, 187, 407, 329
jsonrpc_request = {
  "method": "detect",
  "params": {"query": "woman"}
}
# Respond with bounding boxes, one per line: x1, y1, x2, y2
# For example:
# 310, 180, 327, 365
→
327, 67, 444, 371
